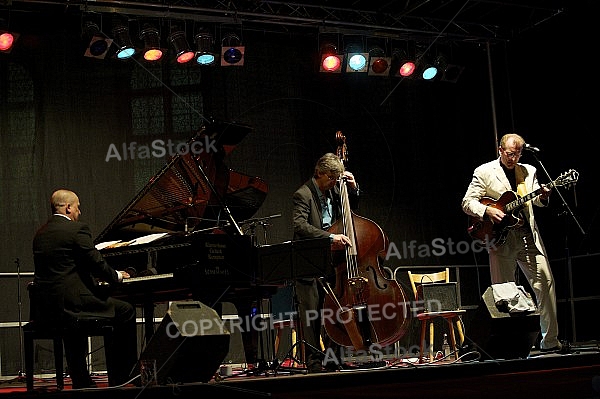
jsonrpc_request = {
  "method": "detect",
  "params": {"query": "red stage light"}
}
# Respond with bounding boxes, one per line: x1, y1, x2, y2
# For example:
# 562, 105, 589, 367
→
321, 54, 342, 72
0, 32, 16, 52
399, 61, 416, 77
371, 58, 389, 74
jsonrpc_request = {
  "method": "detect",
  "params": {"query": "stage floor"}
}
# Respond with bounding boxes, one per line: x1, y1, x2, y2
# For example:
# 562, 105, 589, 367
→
1, 343, 600, 399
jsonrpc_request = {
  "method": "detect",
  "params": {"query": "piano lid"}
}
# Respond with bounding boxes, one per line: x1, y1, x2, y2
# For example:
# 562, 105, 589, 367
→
95, 120, 268, 244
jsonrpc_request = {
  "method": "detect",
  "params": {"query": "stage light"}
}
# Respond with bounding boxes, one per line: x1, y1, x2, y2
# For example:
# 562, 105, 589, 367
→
222, 46, 243, 64
220, 32, 244, 66
441, 63, 465, 83
112, 24, 136, 60
420, 55, 440, 81
346, 52, 368, 73
321, 54, 342, 72
367, 46, 391, 76
370, 57, 390, 74
195, 31, 216, 65
0, 17, 18, 53
392, 48, 416, 78
422, 65, 438, 80
85, 36, 112, 58
0, 31, 18, 53
319, 42, 342, 73
430, 53, 464, 83
82, 20, 112, 59
140, 25, 163, 62
399, 61, 416, 77
344, 39, 367, 73
169, 30, 195, 64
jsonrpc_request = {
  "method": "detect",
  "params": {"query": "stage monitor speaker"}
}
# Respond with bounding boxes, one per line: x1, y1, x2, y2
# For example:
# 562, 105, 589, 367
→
463, 286, 540, 360
220, 302, 247, 364
139, 301, 230, 384
418, 282, 459, 311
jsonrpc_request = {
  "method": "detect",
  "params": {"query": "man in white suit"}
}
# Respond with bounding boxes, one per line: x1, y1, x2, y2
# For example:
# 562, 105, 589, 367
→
461, 133, 561, 352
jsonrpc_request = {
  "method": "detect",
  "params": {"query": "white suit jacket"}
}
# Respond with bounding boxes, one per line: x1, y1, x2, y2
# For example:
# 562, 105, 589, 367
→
461, 157, 548, 254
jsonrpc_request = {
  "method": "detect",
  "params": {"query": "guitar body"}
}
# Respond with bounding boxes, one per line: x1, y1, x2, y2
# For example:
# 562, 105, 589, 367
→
467, 191, 523, 247
466, 169, 579, 248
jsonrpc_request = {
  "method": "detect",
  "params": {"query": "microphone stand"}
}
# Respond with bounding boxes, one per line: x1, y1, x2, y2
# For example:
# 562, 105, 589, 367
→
239, 214, 281, 246
527, 149, 585, 344
16, 258, 26, 381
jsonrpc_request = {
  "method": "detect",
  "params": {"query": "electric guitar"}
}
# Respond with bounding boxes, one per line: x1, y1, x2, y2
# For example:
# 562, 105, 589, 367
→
467, 169, 579, 248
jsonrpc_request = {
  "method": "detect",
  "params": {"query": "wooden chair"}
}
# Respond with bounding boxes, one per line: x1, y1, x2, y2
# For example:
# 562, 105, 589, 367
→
273, 315, 324, 368
407, 268, 465, 363
273, 313, 301, 366
272, 285, 305, 367
23, 281, 116, 391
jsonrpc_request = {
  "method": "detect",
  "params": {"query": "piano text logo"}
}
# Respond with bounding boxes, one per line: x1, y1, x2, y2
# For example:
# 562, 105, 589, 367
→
105, 137, 218, 162
203, 266, 230, 276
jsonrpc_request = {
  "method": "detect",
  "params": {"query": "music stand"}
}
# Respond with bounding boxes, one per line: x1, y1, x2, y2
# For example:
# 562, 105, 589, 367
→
255, 238, 332, 285
255, 238, 332, 373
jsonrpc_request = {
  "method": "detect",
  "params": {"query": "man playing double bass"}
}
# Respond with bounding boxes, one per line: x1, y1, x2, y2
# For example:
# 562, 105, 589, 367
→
292, 152, 359, 370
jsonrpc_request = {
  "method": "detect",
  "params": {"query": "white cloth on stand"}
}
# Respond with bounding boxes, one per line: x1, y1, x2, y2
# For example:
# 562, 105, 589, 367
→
491, 282, 537, 313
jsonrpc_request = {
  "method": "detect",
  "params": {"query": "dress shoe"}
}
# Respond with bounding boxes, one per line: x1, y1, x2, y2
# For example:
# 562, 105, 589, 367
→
306, 352, 325, 373
540, 341, 564, 353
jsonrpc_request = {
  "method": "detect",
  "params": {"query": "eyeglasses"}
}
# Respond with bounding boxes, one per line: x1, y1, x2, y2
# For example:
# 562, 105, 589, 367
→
502, 149, 522, 159
326, 174, 340, 181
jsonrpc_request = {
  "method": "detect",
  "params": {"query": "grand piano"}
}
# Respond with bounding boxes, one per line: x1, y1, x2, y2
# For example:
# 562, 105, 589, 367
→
94, 119, 270, 341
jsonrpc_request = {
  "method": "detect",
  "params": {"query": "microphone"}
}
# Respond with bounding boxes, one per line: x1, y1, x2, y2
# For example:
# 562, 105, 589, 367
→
523, 143, 540, 153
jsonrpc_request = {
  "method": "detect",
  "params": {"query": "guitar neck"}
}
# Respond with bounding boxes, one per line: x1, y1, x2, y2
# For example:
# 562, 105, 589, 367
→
505, 181, 555, 213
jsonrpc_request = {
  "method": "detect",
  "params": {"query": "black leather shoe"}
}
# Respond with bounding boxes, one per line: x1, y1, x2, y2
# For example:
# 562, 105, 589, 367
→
306, 359, 323, 374
306, 352, 324, 374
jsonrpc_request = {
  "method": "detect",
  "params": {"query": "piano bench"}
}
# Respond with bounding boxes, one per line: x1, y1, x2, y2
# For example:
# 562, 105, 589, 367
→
22, 318, 116, 391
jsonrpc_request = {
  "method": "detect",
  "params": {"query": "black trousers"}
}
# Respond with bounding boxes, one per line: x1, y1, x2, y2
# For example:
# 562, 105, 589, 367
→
63, 297, 138, 387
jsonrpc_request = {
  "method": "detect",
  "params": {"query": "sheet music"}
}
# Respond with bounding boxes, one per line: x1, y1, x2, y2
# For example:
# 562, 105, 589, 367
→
95, 240, 122, 250
123, 272, 174, 283
130, 233, 169, 245
95, 233, 169, 250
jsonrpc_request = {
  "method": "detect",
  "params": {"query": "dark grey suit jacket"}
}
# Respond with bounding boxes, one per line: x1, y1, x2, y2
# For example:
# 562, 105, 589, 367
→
292, 178, 358, 240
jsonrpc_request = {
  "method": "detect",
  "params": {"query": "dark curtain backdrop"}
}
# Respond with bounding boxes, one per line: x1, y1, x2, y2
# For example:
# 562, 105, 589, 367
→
0, 4, 596, 374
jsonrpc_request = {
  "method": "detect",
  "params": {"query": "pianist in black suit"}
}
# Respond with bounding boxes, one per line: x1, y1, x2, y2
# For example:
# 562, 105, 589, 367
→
292, 153, 359, 368
32, 189, 138, 388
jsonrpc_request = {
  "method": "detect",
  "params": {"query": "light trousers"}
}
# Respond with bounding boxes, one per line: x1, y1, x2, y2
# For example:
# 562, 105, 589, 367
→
488, 226, 560, 350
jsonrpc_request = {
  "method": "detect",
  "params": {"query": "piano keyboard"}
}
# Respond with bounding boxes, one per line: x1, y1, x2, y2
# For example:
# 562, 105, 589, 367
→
123, 273, 174, 283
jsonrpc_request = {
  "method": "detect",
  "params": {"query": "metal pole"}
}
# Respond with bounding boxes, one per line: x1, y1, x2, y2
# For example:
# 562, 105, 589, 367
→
15, 258, 25, 378
486, 41, 499, 151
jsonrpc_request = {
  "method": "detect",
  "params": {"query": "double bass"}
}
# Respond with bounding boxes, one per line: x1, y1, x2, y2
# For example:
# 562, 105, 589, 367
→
322, 131, 410, 351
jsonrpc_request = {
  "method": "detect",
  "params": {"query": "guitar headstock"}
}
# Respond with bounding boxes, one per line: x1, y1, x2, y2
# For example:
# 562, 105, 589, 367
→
554, 169, 579, 188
